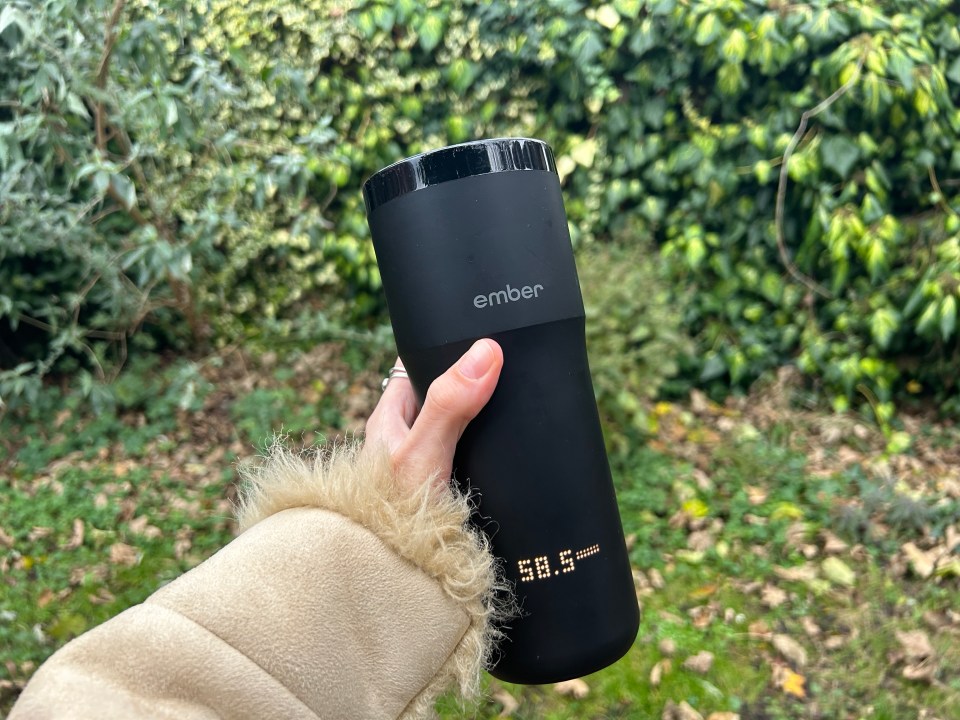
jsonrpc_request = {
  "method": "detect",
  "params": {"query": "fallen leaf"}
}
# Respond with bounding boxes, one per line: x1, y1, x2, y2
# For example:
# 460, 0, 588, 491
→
820, 530, 849, 554
109, 542, 139, 567
823, 634, 848, 650
554, 678, 589, 699
28, 526, 53, 541
774, 564, 818, 583
707, 713, 740, 720
801, 616, 821, 637
745, 485, 767, 505
821, 557, 856, 587
901, 542, 936, 579
649, 568, 665, 589
650, 658, 671, 686
0, 526, 13, 548
687, 531, 714, 552
895, 630, 934, 661
64, 519, 84, 550
772, 634, 808, 667
37, 589, 55, 608
659, 638, 677, 656
491, 685, 519, 717
772, 664, 806, 698
683, 650, 714, 674
761, 584, 788, 608
663, 699, 704, 720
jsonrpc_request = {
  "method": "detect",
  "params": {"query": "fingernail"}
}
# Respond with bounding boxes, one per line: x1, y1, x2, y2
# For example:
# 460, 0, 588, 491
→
458, 339, 495, 380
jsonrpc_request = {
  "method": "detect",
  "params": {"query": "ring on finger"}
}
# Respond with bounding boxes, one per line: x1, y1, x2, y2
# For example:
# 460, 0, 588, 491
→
381, 366, 409, 392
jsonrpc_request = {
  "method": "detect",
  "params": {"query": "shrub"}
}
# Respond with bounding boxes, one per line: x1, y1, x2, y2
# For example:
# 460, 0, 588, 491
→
3, 0, 959, 422
580, 238, 693, 453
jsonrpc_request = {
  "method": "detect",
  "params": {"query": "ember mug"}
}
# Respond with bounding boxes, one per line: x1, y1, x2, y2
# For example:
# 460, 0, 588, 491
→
362, 138, 639, 684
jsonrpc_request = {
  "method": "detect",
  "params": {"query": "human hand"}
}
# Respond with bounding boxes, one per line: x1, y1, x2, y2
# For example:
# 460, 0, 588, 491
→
363, 339, 503, 493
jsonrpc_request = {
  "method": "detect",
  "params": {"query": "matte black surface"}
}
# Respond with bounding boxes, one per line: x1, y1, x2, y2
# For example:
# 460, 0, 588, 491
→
365, 140, 638, 684
362, 138, 556, 214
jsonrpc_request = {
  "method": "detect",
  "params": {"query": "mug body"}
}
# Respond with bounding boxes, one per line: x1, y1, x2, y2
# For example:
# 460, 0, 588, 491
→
364, 138, 639, 683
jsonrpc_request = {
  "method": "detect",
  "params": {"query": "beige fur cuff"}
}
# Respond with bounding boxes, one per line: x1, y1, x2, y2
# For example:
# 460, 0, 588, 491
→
235, 439, 511, 717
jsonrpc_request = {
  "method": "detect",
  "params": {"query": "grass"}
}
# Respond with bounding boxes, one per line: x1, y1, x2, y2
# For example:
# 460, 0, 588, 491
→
2, 348, 959, 718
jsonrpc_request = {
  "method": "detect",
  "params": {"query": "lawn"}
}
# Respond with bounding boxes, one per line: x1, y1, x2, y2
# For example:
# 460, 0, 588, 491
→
2, 346, 958, 719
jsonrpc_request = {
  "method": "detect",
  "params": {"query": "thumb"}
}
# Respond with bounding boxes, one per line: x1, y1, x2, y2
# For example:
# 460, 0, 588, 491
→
394, 339, 503, 488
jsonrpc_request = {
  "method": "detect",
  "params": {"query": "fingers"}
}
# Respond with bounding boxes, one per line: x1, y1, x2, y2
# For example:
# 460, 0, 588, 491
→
364, 358, 417, 454
393, 339, 503, 489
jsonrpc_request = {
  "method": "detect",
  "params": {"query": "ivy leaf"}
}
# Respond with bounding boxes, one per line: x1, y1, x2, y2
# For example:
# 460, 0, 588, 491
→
887, 48, 915, 91
821, 136, 860, 178
694, 14, 720, 46
419, 14, 444, 52
591, 5, 617, 30
870, 307, 900, 350
941, 295, 957, 341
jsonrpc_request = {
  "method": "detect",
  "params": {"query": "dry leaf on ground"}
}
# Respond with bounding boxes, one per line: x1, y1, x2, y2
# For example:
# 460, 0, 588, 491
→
64, 519, 84, 550
901, 542, 937, 579
553, 678, 589, 699
772, 634, 808, 667
659, 638, 677, 656
895, 629, 937, 683
491, 685, 519, 717
761, 584, 788, 608
772, 663, 806, 698
707, 713, 741, 720
663, 699, 704, 720
682, 650, 714, 674
650, 658, 672, 686
0, 526, 13, 548
774, 564, 817, 582
109, 542, 139, 567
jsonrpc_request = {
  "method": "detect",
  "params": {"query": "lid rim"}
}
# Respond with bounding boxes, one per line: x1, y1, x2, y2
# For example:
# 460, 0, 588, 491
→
362, 137, 557, 214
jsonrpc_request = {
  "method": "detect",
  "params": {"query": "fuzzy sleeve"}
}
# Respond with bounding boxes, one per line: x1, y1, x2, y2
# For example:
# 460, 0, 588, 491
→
11, 441, 509, 720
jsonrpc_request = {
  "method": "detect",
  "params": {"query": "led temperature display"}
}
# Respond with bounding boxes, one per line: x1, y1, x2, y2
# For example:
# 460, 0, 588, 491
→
517, 544, 600, 582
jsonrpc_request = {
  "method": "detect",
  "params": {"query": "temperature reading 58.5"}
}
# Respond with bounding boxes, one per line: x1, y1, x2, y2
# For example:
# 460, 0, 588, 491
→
517, 544, 600, 582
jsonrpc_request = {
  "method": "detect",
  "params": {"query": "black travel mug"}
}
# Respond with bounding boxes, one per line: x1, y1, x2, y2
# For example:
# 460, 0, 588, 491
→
362, 138, 639, 684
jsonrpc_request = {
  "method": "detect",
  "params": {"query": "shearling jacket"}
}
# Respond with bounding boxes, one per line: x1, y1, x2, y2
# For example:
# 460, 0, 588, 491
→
10, 442, 506, 719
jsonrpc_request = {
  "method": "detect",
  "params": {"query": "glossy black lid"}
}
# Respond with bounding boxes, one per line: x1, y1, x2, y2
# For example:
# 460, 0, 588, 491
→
362, 137, 557, 214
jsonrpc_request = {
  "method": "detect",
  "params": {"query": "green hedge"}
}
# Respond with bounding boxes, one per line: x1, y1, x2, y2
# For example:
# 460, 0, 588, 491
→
3, 0, 959, 428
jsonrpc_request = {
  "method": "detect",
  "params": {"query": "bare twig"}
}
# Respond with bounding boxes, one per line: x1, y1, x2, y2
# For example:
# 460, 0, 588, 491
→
928, 165, 959, 218
94, 0, 126, 150
775, 51, 867, 300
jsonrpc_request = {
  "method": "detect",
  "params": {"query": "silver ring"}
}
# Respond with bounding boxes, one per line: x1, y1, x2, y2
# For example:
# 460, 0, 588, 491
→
381, 366, 409, 392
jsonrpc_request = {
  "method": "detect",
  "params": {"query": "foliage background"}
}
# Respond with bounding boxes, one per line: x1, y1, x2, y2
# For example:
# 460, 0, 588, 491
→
3, 0, 960, 436
3, 1, 960, 717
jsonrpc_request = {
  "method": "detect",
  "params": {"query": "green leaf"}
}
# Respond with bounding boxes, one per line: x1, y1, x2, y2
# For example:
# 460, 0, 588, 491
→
941, 295, 957, 341
695, 14, 720, 46
870, 307, 899, 350
699, 353, 726, 382
822, 557, 855, 587
595, 4, 620, 30
721, 29, 747, 63
887, 48, 915, 91
570, 137, 598, 167
164, 98, 178, 127
419, 14, 444, 52
820, 136, 859, 178
371, 6, 395, 32
947, 56, 960, 85
110, 173, 137, 210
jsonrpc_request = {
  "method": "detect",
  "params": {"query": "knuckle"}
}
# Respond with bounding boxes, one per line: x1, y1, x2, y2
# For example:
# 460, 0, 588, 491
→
424, 376, 466, 419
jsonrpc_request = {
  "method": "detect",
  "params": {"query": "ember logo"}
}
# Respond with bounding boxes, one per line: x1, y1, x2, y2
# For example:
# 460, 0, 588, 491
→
473, 283, 544, 309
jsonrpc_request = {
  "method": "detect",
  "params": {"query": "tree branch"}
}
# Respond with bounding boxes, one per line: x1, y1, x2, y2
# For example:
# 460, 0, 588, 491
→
775, 51, 867, 301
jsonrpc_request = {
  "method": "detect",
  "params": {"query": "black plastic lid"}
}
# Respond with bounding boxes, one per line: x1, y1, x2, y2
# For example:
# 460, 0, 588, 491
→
362, 137, 557, 214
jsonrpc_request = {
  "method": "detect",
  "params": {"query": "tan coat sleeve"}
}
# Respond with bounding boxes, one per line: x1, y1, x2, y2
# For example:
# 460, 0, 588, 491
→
11, 442, 508, 720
